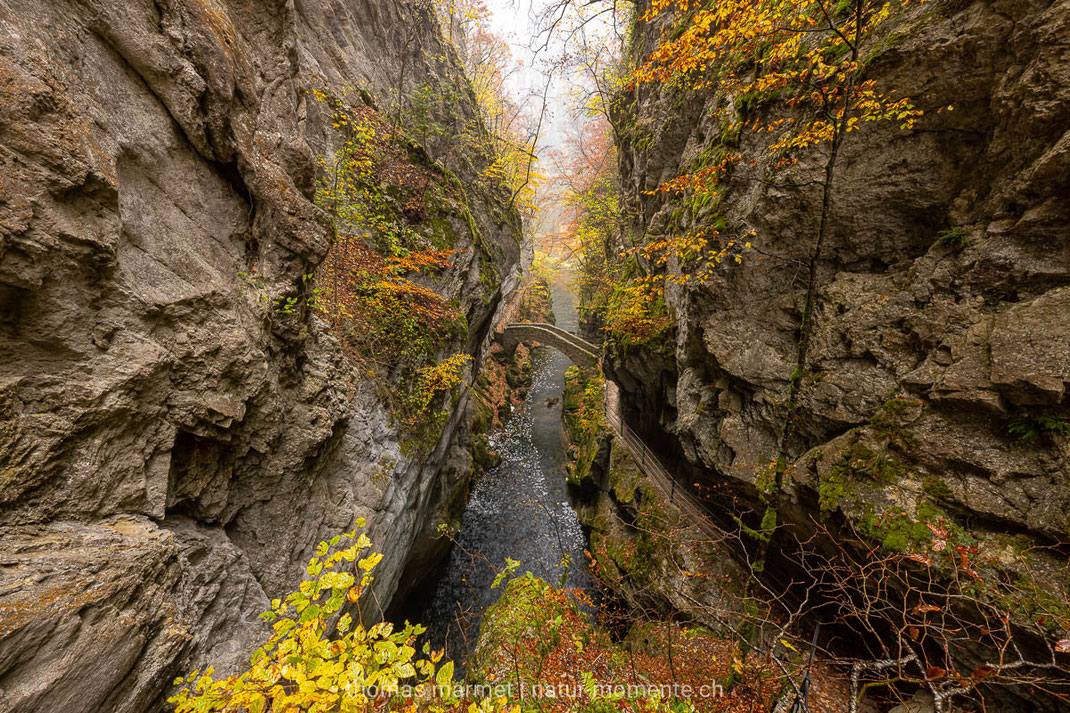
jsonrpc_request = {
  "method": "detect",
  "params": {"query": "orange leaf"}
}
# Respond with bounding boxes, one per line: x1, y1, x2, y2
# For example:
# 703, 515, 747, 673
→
925, 666, 947, 681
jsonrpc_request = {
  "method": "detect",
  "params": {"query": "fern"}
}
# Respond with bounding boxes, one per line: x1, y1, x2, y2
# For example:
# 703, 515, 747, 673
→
1006, 415, 1070, 441
935, 226, 969, 250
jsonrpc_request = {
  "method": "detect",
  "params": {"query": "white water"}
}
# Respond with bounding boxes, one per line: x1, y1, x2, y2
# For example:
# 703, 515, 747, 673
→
411, 278, 597, 663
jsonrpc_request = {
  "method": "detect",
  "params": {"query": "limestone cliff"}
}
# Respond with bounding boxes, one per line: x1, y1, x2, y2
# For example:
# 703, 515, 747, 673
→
613, 0, 1069, 546
605, 0, 1070, 694
0, 1, 520, 711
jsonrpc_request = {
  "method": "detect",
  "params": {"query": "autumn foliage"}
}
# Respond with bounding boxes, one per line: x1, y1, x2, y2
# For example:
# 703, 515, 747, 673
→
558, 0, 939, 352
308, 86, 475, 441
471, 572, 850, 713
170, 527, 518, 713
433, 0, 543, 214
635, 0, 926, 178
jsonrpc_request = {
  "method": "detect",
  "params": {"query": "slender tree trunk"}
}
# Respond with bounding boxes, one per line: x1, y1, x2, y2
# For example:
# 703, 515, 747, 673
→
666, 622, 677, 685
770, 0, 864, 513
746, 1, 866, 674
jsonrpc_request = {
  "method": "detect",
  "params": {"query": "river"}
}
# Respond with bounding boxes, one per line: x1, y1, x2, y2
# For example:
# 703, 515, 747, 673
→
406, 276, 598, 664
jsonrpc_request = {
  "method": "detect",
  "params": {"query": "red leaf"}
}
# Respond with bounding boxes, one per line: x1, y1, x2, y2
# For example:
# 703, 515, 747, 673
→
1055, 639, 1070, 653
927, 521, 948, 539
972, 665, 995, 680
926, 666, 947, 681
907, 553, 932, 566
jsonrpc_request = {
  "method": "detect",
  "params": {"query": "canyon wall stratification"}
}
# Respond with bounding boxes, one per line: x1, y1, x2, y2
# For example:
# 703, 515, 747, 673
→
0, 1, 520, 711
608, 0, 1069, 694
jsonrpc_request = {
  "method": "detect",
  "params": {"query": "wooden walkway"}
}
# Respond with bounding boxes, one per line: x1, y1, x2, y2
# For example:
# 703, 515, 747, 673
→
604, 382, 725, 542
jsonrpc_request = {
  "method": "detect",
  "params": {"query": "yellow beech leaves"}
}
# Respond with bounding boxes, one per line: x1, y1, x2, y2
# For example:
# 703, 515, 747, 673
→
169, 527, 436, 713
635, 0, 926, 183
565, 0, 939, 358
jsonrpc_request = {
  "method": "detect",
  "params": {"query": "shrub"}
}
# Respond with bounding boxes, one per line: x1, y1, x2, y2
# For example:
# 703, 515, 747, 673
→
169, 525, 467, 713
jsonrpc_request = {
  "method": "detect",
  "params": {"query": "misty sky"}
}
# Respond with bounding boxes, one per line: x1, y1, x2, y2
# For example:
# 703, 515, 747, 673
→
478, 0, 619, 249
483, 0, 570, 148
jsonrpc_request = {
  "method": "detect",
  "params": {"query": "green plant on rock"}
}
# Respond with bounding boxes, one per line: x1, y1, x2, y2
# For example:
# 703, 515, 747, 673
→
398, 353, 472, 452
563, 369, 608, 487
1006, 414, 1070, 441
308, 86, 487, 441
471, 572, 590, 687
820, 437, 907, 511
856, 505, 933, 553
818, 466, 857, 512
935, 225, 969, 250
607, 447, 642, 505
922, 474, 954, 501
869, 397, 923, 450
603, 277, 675, 353
312, 88, 420, 257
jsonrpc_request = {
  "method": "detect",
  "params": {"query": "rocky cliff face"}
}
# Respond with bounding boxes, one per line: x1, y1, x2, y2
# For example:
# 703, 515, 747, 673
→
0, 1, 520, 711
611, 0, 1069, 646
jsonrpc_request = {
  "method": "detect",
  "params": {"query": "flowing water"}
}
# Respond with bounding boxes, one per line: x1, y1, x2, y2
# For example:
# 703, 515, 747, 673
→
408, 276, 597, 663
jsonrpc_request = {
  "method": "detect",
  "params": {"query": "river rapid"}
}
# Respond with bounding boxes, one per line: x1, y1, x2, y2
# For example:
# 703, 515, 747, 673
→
407, 276, 598, 663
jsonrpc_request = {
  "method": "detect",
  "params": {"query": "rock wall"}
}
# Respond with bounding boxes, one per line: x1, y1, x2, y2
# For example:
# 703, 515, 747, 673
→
610, 0, 1070, 644
0, 1, 520, 711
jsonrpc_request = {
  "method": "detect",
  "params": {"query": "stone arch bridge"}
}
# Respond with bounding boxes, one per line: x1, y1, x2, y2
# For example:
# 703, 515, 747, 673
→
496, 322, 600, 373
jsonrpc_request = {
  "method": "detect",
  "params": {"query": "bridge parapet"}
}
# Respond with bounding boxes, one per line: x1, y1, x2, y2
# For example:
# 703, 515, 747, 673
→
497, 322, 600, 373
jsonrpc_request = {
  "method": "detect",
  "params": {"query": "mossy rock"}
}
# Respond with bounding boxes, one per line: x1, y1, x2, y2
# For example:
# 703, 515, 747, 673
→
607, 442, 642, 505
869, 397, 923, 450
469, 573, 592, 684
814, 428, 916, 512
472, 433, 501, 471
922, 474, 954, 501
855, 504, 936, 553
471, 399, 493, 435
505, 366, 522, 389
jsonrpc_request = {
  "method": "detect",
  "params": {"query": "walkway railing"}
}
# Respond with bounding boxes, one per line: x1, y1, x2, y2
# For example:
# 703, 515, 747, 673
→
604, 389, 724, 543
